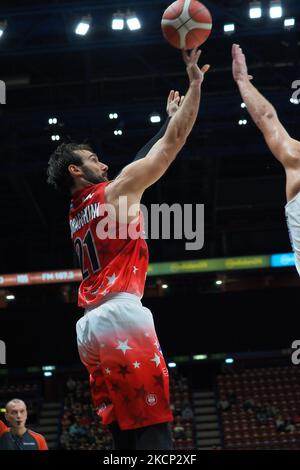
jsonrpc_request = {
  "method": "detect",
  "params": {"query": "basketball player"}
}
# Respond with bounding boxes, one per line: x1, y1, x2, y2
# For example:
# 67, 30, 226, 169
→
47, 48, 210, 450
232, 43, 300, 275
0, 399, 48, 450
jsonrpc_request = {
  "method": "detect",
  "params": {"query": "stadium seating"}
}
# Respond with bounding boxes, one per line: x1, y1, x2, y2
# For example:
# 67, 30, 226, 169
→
217, 366, 300, 450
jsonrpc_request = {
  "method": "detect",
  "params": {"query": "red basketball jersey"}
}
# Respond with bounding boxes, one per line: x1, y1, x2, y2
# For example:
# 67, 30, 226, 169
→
69, 182, 149, 308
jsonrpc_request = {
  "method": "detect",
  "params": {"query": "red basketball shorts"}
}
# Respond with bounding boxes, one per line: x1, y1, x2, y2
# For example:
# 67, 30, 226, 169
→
76, 293, 174, 430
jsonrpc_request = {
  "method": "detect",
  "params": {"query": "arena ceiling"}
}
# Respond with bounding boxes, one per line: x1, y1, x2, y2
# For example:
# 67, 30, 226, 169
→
0, 0, 299, 273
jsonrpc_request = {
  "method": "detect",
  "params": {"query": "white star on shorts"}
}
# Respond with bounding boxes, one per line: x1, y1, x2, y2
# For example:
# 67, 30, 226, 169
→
151, 353, 161, 367
115, 339, 133, 355
133, 361, 141, 369
105, 368, 111, 375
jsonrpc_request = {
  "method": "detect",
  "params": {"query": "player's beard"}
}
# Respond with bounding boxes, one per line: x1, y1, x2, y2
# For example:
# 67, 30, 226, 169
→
82, 166, 108, 184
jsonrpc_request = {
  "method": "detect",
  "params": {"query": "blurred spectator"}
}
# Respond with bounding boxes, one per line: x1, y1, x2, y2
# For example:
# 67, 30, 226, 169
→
182, 401, 194, 422
265, 403, 278, 419
218, 399, 231, 412
275, 415, 286, 433
66, 377, 76, 392
284, 419, 296, 433
243, 399, 255, 412
256, 410, 268, 425
227, 391, 237, 406
173, 422, 186, 440
292, 414, 300, 425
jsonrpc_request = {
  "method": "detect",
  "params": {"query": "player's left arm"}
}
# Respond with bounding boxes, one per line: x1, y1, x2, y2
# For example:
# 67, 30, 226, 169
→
133, 90, 185, 162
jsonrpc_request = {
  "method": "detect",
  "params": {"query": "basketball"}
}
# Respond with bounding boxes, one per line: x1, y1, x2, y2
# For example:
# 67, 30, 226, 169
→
161, 0, 212, 50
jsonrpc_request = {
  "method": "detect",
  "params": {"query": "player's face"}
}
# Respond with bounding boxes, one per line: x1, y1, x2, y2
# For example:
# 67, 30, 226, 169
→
5, 404, 27, 429
76, 150, 109, 184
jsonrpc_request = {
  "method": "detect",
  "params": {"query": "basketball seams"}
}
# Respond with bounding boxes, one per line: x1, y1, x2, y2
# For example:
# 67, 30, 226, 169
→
165, 4, 211, 32
162, 25, 181, 48
161, 0, 212, 49
183, 6, 212, 30
189, 28, 210, 48
165, 0, 185, 21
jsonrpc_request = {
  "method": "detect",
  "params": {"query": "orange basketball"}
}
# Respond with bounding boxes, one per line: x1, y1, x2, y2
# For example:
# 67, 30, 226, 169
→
161, 0, 212, 50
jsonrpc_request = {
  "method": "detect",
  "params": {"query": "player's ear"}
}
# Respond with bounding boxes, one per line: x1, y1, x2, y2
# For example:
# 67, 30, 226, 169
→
68, 164, 83, 178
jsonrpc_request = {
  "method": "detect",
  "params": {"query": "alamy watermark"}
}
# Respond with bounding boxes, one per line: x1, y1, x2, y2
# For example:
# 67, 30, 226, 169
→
291, 80, 300, 103
0, 340, 6, 364
291, 340, 300, 365
70, 197, 205, 251
0, 80, 6, 104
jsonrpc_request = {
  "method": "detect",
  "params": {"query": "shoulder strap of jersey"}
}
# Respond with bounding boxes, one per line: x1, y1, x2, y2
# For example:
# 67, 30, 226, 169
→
28, 430, 48, 450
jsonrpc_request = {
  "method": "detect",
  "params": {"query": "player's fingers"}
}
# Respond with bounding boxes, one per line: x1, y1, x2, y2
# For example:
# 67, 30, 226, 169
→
196, 49, 202, 62
248, 75, 254, 80
168, 90, 174, 102
182, 49, 189, 63
179, 95, 185, 106
232, 43, 237, 58
192, 47, 201, 59
201, 64, 210, 74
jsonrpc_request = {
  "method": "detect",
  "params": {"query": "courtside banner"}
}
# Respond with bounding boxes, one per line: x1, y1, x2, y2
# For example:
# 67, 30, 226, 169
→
0, 253, 290, 287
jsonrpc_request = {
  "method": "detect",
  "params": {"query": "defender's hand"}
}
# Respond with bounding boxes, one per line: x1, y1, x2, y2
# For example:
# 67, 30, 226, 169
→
232, 44, 253, 83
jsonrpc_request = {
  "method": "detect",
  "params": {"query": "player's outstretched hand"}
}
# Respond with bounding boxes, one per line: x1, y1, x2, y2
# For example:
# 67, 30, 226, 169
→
182, 48, 210, 86
232, 44, 254, 83
166, 90, 185, 117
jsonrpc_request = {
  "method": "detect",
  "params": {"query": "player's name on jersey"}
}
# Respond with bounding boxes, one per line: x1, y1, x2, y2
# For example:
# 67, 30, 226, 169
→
70, 203, 101, 235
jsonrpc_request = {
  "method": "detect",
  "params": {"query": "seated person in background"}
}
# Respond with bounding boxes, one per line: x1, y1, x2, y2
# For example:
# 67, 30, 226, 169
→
284, 418, 296, 433
243, 399, 255, 412
182, 402, 194, 422
275, 415, 286, 433
217, 398, 231, 412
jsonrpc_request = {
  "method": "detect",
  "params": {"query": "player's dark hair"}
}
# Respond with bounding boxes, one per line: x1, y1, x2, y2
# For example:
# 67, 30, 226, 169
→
47, 142, 93, 193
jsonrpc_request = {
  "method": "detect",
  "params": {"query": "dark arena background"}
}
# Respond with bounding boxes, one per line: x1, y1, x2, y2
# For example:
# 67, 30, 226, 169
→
1, 0, 300, 459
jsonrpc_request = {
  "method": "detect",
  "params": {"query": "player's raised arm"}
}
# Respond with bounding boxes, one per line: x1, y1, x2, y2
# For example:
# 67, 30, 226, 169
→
232, 43, 300, 168
132, 90, 184, 162
109, 48, 210, 199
